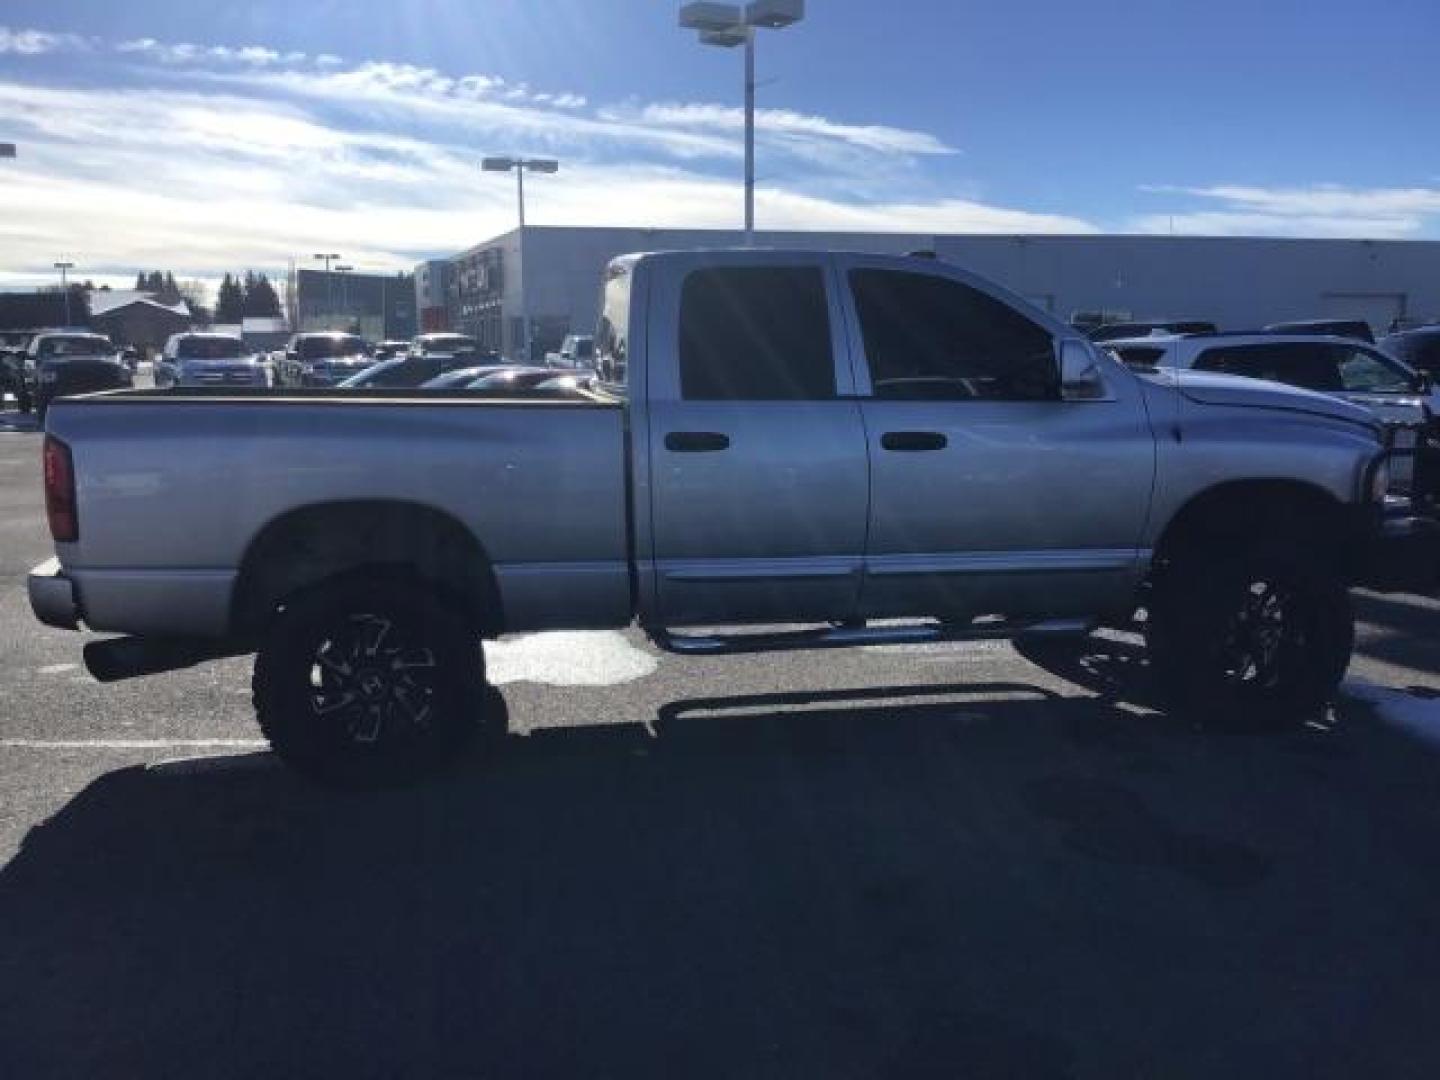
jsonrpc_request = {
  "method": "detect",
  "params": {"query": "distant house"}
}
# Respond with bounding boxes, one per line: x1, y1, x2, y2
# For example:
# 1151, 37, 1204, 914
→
89, 291, 192, 353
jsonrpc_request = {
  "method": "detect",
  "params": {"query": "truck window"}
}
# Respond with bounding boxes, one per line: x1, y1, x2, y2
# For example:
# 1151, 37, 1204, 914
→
678, 266, 834, 401
595, 266, 630, 388
1334, 346, 1414, 393
1194, 343, 1343, 392
848, 269, 1055, 401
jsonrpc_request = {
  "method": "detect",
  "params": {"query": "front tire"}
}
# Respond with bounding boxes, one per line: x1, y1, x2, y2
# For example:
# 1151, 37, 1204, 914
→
253, 580, 491, 785
1147, 541, 1353, 729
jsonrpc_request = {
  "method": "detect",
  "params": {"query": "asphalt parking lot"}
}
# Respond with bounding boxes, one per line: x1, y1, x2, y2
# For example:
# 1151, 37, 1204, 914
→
3, 404, 1440, 1078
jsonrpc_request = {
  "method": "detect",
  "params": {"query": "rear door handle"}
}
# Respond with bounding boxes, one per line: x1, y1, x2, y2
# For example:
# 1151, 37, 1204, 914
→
880, 431, 948, 452
665, 431, 731, 453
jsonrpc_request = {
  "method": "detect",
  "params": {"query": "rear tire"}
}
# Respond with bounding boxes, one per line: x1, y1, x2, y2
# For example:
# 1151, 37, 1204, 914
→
1146, 541, 1353, 729
253, 580, 491, 786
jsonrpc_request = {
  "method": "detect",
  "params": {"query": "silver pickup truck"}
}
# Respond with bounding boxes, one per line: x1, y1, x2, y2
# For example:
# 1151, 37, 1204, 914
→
28, 249, 1434, 783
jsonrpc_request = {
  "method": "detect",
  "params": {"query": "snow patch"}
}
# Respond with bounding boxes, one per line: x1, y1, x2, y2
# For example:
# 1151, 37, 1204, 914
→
485, 631, 659, 687
1344, 681, 1440, 746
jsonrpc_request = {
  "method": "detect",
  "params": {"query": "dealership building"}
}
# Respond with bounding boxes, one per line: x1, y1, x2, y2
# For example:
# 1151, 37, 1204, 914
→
419, 227, 1440, 361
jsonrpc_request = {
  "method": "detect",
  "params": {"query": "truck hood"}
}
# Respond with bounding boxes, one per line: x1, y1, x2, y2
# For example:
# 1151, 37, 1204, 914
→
1140, 368, 1377, 430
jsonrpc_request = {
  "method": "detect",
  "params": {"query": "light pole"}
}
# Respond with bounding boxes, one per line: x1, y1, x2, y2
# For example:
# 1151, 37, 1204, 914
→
335, 265, 353, 330
312, 253, 341, 326
54, 261, 74, 326
481, 156, 559, 363
680, 1, 805, 245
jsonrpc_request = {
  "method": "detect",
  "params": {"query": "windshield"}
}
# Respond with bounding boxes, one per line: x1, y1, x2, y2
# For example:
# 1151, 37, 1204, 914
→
299, 336, 367, 359
176, 337, 244, 360
1384, 333, 1440, 377
37, 335, 113, 358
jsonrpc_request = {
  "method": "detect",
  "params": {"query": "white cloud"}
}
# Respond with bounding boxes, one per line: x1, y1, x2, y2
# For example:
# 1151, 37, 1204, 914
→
0, 26, 90, 55
625, 102, 956, 157
0, 29, 1090, 284
1133, 183, 1440, 238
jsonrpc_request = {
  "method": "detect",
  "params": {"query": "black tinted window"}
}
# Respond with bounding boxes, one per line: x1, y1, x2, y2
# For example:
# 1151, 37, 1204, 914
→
849, 269, 1056, 401
1384, 333, 1440, 377
1194, 343, 1342, 391
300, 336, 366, 359
679, 267, 833, 401
176, 336, 243, 359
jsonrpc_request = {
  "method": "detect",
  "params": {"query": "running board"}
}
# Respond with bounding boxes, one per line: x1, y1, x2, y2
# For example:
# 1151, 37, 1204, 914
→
647, 618, 1094, 657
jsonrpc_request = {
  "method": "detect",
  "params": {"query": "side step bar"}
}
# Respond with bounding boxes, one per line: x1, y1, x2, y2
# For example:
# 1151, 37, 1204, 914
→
647, 618, 1094, 657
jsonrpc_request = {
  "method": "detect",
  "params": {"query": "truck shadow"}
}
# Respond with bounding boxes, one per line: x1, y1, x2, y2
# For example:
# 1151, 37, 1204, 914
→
3, 681, 1440, 1078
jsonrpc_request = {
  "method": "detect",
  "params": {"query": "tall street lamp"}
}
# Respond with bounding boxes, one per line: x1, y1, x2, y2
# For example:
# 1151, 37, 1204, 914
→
680, 1, 805, 245
312, 253, 341, 325
335, 265, 354, 330
481, 156, 559, 363
54, 261, 74, 326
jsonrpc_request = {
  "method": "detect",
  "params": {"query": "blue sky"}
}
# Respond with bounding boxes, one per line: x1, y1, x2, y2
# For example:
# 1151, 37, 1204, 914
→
2, 0, 1438, 292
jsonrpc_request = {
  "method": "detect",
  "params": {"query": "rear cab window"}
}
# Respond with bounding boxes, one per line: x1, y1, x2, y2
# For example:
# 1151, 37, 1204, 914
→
37, 335, 113, 359
594, 262, 631, 391
176, 337, 244, 360
300, 336, 367, 359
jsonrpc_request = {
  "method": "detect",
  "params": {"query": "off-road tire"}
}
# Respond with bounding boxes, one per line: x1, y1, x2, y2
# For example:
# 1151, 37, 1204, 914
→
253, 579, 490, 786
1147, 541, 1353, 729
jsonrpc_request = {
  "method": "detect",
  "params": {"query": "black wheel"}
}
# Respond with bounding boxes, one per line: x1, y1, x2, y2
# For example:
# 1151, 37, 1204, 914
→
1146, 541, 1353, 729
253, 580, 491, 785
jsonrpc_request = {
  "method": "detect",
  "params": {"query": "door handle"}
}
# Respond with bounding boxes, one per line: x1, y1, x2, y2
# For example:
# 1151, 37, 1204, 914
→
665, 431, 731, 453
880, 431, 948, 452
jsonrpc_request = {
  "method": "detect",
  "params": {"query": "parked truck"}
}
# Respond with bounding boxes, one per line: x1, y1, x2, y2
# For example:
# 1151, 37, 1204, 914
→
28, 249, 1436, 783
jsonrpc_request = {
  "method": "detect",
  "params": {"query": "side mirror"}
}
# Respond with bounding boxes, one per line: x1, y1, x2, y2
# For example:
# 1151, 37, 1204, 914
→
1059, 340, 1109, 401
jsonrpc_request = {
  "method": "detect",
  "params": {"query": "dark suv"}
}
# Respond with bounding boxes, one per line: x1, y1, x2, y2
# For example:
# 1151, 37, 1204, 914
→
27, 331, 133, 421
278, 333, 373, 388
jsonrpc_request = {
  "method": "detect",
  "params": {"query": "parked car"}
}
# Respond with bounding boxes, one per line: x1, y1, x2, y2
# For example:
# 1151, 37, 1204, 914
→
417, 365, 513, 390
278, 333, 373, 387
340, 345, 503, 389
1265, 319, 1375, 343
1087, 320, 1217, 342
373, 340, 412, 361
1380, 326, 1440, 412
544, 333, 595, 368
154, 332, 269, 389
25, 331, 133, 421
535, 373, 596, 393
468, 367, 562, 390
1105, 332, 1432, 492
1, 329, 40, 412
28, 249, 1435, 784
410, 333, 481, 361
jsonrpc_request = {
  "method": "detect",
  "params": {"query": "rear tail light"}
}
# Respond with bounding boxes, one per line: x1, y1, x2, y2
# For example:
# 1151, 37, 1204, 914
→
43, 435, 78, 542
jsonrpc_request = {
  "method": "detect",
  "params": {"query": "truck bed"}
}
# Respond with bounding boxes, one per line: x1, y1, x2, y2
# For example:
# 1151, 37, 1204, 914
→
42, 389, 632, 637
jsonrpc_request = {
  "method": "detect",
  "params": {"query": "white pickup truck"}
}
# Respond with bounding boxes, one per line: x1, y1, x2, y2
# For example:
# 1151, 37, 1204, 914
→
28, 249, 1435, 783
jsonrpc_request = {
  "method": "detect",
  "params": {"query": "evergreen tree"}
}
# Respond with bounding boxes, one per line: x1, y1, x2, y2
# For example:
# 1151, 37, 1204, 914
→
215, 273, 245, 324
242, 272, 281, 318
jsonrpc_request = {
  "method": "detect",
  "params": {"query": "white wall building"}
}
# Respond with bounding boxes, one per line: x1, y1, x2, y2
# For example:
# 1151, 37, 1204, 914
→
426, 227, 1440, 360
